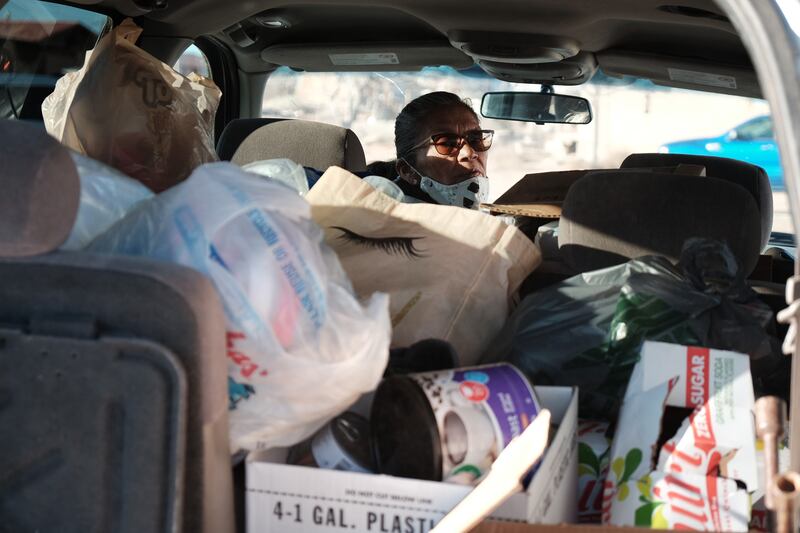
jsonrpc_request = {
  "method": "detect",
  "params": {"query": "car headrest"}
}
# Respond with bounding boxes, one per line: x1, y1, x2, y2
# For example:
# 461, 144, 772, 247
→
0, 121, 80, 257
228, 118, 367, 172
621, 153, 773, 250
558, 170, 762, 275
216, 118, 287, 161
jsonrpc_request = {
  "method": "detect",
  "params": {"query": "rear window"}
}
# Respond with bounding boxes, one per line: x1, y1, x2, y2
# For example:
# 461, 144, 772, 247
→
0, 0, 109, 121
262, 67, 790, 233
174, 44, 212, 79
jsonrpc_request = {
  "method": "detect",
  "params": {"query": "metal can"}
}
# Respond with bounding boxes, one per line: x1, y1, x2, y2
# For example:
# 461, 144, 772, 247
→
371, 363, 541, 483
288, 412, 375, 473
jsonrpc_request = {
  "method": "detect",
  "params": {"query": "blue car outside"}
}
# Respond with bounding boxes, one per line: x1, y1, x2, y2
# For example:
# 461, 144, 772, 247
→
659, 115, 783, 190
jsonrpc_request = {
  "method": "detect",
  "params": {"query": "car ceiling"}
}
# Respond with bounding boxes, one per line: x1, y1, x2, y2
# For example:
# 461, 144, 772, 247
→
65, 0, 759, 97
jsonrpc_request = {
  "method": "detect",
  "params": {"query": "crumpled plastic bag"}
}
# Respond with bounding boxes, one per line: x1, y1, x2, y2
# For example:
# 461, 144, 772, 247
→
243, 158, 310, 195
362, 175, 406, 201
61, 152, 154, 250
88, 161, 392, 452
482, 238, 786, 420
42, 18, 220, 192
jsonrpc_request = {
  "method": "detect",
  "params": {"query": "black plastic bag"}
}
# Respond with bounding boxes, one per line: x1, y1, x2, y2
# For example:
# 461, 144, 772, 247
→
482, 239, 787, 420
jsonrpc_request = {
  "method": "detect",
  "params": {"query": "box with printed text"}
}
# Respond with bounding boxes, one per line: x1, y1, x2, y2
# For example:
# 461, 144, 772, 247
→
603, 341, 757, 531
246, 386, 578, 533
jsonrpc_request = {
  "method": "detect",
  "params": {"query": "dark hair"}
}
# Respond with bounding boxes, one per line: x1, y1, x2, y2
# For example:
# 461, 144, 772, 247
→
365, 159, 398, 179
395, 91, 479, 162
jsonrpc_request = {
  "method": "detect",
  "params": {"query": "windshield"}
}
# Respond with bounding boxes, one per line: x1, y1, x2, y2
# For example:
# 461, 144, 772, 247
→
263, 66, 789, 234
0, 0, 109, 121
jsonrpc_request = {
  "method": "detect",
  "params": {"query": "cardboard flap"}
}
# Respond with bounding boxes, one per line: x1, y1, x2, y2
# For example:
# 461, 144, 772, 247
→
484, 169, 598, 220
481, 203, 562, 219
494, 170, 596, 205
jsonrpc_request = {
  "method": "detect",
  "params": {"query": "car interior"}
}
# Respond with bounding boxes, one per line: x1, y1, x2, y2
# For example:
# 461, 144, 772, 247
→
1, 0, 797, 531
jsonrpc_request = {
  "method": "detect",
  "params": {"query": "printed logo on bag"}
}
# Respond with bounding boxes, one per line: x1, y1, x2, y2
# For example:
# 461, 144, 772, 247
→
226, 330, 268, 380
228, 376, 255, 409
332, 226, 427, 259
133, 68, 172, 108
685, 346, 710, 407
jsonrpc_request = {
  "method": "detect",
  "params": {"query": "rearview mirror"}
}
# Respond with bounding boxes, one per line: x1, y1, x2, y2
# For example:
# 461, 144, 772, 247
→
480, 91, 592, 124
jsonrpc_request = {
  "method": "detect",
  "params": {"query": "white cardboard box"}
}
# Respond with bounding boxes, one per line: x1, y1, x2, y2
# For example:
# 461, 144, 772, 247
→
604, 341, 755, 531
246, 386, 578, 533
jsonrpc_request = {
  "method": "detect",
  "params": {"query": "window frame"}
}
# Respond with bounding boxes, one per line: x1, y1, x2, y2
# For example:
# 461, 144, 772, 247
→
196, 35, 240, 144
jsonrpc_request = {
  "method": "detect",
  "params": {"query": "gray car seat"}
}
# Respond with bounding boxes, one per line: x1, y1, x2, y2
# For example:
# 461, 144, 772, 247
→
558, 170, 762, 275
556, 167, 790, 351
217, 117, 367, 172
621, 152, 773, 251
216, 117, 288, 161
0, 121, 234, 533
489, 165, 706, 260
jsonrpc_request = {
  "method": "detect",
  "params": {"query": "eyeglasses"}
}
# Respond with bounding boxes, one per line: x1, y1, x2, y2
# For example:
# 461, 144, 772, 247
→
408, 129, 494, 157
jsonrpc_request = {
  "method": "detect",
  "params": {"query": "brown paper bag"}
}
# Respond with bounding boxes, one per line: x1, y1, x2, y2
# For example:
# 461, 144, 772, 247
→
42, 19, 221, 192
307, 168, 542, 365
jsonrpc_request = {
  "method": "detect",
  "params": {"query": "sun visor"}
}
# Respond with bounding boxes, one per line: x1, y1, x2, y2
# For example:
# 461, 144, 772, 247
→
479, 52, 597, 85
260, 42, 473, 71
598, 50, 760, 98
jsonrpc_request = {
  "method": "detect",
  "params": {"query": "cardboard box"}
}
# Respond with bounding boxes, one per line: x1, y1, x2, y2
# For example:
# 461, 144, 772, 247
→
475, 522, 655, 532
577, 421, 611, 523
246, 386, 578, 532
603, 341, 756, 531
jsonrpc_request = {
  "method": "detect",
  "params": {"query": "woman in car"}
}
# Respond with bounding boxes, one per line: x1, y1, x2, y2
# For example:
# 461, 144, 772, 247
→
392, 91, 494, 209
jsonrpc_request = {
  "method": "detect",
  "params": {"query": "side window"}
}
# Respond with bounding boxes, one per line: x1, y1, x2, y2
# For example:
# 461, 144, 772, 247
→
0, 0, 109, 120
174, 44, 211, 79
735, 116, 773, 141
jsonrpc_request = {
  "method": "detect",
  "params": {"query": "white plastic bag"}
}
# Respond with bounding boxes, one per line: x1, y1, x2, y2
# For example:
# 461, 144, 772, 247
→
362, 175, 405, 201
61, 152, 154, 250
242, 158, 310, 195
88, 162, 392, 452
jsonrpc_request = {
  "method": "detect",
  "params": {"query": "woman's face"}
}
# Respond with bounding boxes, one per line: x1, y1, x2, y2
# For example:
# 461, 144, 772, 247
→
401, 105, 489, 186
